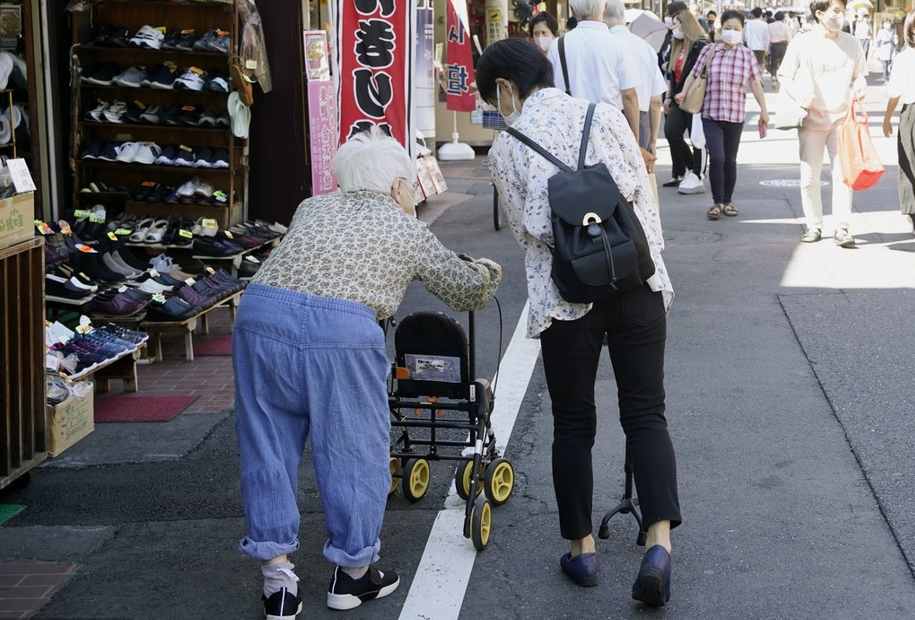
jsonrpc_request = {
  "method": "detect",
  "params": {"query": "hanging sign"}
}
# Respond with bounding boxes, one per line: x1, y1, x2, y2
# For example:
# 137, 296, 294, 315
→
445, 0, 476, 112
336, 0, 414, 152
304, 31, 338, 195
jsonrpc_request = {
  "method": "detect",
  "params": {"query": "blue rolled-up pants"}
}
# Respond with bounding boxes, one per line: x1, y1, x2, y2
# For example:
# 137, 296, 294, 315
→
232, 283, 390, 568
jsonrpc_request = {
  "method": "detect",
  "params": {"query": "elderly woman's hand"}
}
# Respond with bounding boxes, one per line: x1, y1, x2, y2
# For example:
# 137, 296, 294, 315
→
475, 257, 502, 280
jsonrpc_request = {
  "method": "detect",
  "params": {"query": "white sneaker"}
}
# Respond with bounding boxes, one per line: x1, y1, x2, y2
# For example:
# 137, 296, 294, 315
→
174, 67, 206, 91
102, 100, 127, 123
133, 142, 162, 165
115, 142, 140, 163
129, 25, 165, 50
677, 171, 706, 195
86, 99, 109, 121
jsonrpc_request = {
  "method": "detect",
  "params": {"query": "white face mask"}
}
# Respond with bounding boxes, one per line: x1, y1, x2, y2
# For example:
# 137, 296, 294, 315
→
672, 27, 685, 40
497, 83, 521, 127
534, 35, 553, 51
664, 16, 673, 28
721, 29, 742, 45
819, 13, 843, 32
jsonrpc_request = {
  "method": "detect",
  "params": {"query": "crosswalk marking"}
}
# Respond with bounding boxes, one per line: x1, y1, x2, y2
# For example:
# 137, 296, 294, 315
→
398, 301, 541, 620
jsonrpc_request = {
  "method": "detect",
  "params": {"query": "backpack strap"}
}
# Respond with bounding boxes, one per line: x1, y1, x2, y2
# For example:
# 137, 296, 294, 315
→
505, 126, 573, 173
577, 103, 596, 170
558, 36, 571, 96
505, 103, 597, 174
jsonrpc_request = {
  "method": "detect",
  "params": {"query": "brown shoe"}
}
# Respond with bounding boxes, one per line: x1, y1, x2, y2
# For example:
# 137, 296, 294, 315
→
707, 204, 722, 220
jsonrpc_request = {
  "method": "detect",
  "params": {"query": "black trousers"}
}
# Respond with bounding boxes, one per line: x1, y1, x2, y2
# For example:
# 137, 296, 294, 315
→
665, 103, 703, 179
702, 118, 744, 205
539, 285, 682, 540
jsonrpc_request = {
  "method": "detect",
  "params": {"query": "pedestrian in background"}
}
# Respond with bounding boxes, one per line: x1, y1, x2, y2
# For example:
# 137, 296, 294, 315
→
744, 8, 770, 75
232, 128, 502, 619
767, 11, 793, 88
548, 0, 641, 141
478, 37, 681, 609
777, 0, 866, 247
605, 0, 666, 155
662, 8, 709, 193
706, 10, 718, 41
874, 19, 898, 82
529, 11, 559, 56
882, 10, 915, 235
676, 9, 769, 220
854, 11, 872, 58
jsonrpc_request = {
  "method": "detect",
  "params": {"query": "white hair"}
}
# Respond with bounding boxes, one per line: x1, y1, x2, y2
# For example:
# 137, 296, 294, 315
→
604, 0, 625, 22
570, 0, 607, 21
333, 126, 414, 193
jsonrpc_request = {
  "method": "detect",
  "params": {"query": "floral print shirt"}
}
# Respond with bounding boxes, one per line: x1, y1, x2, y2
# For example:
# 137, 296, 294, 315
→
253, 190, 501, 319
489, 88, 674, 338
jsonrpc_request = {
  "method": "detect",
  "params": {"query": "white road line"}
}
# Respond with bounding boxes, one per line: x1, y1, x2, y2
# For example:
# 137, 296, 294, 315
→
398, 301, 541, 620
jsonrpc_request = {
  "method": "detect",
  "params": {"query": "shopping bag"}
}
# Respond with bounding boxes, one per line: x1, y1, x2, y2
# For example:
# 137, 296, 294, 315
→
838, 100, 884, 191
690, 113, 706, 149
774, 86, 807, 130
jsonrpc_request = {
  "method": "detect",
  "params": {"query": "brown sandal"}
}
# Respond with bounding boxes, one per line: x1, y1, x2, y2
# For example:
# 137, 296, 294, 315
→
707, 204, 721, 220
722, 203, 739, 217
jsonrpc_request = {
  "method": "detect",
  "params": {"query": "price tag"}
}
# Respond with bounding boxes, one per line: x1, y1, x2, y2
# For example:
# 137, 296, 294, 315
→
107, 232, 118, 241
190, 66, 204, 75
152, 293, 167, 303
114, 228, 132, 236
73, 209, 90, 218
201, 218, 218, 229
179, 229, 193, 239
180, 145, 193, 152
6, 159, 36, 193
135, 100, 146, 110
34, 220, 54, 235
181, 105, 196, 112
181, 29, 195, 35
149, 268, 160, 277
223, 230, 234, 239
246, 59, 258, 70
59, 221, 73, 235
141, 180, 157, 187
184, 277, 197, 286
206, 267, 216, 275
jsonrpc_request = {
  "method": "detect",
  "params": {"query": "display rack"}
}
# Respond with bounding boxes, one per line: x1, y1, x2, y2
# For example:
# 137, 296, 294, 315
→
69, 0, 247, 230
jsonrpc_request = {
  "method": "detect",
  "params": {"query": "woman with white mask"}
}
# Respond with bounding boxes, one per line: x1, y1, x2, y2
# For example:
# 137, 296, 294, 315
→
479, 37, 680, 608
528, 11, 559, 56
777, 0, 866, 247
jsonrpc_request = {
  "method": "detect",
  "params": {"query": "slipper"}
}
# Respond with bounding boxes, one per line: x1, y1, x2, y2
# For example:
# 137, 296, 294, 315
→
706, 205, 721, 221
129, 217, 155, 242
722, 203, 738, 217
144, 219, 170, 244
227, 91, 250, 139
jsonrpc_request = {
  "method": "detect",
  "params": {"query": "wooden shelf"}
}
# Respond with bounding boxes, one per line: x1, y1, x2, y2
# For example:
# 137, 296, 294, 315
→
79, 82, 229, 97
75, 44, 229, 59
80, 121, 230, 135
78, 160, 239, 174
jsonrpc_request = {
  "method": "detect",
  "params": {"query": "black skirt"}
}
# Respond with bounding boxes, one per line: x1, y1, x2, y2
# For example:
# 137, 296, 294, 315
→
898, 103, 915, 215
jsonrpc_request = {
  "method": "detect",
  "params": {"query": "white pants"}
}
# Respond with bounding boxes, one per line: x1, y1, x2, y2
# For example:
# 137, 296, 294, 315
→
798, 124, 853, 231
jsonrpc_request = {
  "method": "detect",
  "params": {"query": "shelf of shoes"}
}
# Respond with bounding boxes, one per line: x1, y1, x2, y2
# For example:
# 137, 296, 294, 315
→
70, 0, 246, 232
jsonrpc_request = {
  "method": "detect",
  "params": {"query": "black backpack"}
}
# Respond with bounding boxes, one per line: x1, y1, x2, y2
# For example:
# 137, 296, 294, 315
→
506, 103, 655, 304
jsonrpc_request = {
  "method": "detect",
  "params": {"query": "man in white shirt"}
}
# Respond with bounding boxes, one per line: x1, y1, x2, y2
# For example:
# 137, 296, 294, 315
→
744, 7, 771, 73
547, 0, 641, 141
854, 12, 872, 58
604, 0, 666, 154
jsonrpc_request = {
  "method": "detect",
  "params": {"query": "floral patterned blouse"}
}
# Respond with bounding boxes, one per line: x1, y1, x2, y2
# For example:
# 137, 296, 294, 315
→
489, 88, 674, 338
253, 190, 501, 319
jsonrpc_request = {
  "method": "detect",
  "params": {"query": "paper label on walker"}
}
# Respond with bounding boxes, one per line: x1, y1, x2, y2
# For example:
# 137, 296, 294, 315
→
404, 354, 462, 384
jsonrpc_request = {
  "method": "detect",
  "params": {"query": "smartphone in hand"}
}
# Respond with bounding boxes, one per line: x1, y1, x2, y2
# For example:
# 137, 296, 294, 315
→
758, 120, 768, 139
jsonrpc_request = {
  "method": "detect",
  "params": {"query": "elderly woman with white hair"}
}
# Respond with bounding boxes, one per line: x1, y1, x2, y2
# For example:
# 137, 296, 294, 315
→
232, 127, 502, 619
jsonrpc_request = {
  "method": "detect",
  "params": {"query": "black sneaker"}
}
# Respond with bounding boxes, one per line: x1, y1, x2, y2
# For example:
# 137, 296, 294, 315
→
84, 62, 121, 85
198, 106, 219, 127
174, 29, 198, 52
93, 24, 116, 46
161, 105, 180, 125
98, 141, 121, 162
123, 102, 145, 124
262, 588, 302, 620
159, 29, 181, 50
178, 104, 203, 126
80, 139, 104, 160
106, 26, 132, 48
326, 566, 400, 611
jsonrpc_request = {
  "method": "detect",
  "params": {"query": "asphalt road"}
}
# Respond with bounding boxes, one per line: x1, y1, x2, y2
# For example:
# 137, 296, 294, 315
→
2, 79, 915, 620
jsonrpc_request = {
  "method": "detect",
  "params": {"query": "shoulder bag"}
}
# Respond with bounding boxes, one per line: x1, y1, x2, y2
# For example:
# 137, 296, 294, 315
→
680, 43, 716, 115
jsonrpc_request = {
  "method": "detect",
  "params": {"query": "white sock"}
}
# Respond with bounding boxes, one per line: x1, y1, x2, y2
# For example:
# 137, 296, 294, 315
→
262, 561, 299, 598
342, 565, 368, 579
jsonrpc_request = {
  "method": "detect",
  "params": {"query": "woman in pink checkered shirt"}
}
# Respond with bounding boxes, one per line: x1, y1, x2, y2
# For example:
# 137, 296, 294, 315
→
676, 9, 769, 220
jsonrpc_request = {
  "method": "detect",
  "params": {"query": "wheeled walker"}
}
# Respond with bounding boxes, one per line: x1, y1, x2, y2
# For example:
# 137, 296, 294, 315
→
387, 308, 514, 551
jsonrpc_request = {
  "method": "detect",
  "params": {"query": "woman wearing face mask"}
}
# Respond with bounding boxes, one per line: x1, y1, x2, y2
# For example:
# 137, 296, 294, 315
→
529, 11, 559, 55
777, 0, 866, 248
873, 19, 898, 83
662, 9, 709, 192
676, 10, 768, 220
232, 127, 502, 618
479, 37, 680, 608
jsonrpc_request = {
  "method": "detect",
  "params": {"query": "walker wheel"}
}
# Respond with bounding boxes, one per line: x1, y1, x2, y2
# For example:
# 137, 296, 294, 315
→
388, 457, 401, 496
455, 459, 482, 500
470, 496, 492, 551
483, 457, 514, 506
402, 458, 430, 502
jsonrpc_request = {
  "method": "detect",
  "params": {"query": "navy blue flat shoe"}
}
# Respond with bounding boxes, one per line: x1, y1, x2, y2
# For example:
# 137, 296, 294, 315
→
631, 545, 671, 606
560, 552, 599, 587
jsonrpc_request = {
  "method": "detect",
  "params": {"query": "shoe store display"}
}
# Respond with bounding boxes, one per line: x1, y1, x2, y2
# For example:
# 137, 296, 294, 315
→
128, 25, 165, 50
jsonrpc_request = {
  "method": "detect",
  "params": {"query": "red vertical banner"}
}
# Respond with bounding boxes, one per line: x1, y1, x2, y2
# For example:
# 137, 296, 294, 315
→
445, 0, 476, 112
336, 0, 414, 152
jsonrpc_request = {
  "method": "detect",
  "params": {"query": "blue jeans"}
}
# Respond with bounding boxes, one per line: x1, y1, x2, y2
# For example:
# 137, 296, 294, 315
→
233, 284, 390, 568
702, 118, 744, 205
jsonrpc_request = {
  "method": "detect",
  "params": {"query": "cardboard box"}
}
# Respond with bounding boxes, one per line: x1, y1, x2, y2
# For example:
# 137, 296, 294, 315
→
0, 192, 34, 251
47, 382, 94, 456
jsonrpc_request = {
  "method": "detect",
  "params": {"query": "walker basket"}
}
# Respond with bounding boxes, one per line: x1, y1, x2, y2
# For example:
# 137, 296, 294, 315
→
394, 312, 469, 400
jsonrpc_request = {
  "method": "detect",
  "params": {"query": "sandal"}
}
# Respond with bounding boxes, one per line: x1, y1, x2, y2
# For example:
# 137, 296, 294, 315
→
722, 203, 739, 217
706, 204, 721, 220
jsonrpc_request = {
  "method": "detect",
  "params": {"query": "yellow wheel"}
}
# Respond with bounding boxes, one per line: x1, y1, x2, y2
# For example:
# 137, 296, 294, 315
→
402, 458, 430, 502
388, 457, 401, 496
483, 457, 514, 506
470, 496, 491, 551
455, 460, 483, 500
